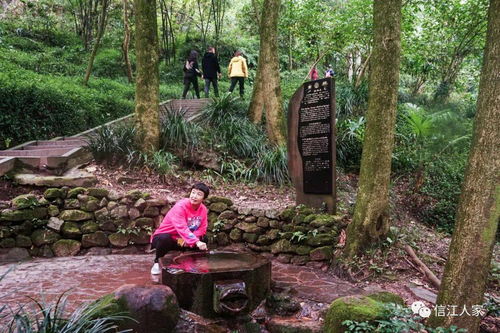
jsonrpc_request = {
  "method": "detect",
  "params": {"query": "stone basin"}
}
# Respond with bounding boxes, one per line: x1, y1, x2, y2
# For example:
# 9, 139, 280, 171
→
161, 251, 271, 318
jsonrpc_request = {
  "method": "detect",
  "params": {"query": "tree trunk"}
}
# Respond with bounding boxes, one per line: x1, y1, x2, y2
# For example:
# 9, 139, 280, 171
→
249, 66, 264, 124
344, 0, 402, 258
428, 1, 500, 331
248, 0, 285, 145
83, 0, 109, 86
122, 0, 133, 83
134, 0, 160, 153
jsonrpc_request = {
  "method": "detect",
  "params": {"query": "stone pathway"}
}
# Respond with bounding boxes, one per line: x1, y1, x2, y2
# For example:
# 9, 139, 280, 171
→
0, 253, 361, 314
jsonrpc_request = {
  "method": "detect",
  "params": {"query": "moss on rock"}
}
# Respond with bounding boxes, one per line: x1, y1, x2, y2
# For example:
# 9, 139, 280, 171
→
208, 196, 233, 206
1, 207, 48, 221
67, 187, 87, 199
52, 239, 81, 256
324, 295, 386, 333
12, 194, 39, 209
59, 210, 93, 221
87, 188, 109, 198
44, 188, 65, 200
81, 221, 99, 234
61, 222, 82, 239
270, 239, 294, 254
367, 291, 404, 306
31, 229, 61, 247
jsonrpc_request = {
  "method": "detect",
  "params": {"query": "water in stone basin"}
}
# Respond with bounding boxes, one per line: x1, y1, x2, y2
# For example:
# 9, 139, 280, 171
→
168, 251, 258, 273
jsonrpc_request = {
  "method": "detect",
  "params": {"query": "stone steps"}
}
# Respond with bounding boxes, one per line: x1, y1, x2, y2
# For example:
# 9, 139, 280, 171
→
0, 99, 210, 178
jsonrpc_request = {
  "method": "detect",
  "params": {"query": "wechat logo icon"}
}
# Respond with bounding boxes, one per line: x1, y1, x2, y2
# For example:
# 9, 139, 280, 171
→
411, 301, 432, 318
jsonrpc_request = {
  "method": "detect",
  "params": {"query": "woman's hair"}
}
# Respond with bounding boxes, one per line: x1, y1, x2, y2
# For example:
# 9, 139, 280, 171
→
188, 50, 198, 61
191, 182, 210, 199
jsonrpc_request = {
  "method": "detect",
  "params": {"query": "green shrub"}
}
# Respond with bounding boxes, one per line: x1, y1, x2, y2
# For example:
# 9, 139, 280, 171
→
6, 292, 130, 333
343, 303, 466, 333
160, 106, 203, 153
0, 64, 133, 148
93, 48, 129, 79
254, 144, 290, 185
420, 156, 466, 232
84, 124, 138, 165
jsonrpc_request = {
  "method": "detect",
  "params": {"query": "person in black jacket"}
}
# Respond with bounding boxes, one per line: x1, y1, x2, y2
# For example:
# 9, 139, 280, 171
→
201, 46, 221, 98
182, 50, 201, 99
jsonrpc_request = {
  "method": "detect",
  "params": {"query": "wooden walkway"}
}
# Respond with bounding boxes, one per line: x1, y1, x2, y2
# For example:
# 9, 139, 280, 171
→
0, 99, 210, 177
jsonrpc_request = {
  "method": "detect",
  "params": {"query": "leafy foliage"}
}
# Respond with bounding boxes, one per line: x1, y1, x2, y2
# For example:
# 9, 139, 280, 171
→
84, 124, 138, 166
343, 303, 467, 333
5, 293, 130, 333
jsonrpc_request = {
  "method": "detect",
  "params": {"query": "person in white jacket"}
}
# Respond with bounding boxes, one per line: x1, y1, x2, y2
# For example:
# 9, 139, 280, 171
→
227, 50, 248, 98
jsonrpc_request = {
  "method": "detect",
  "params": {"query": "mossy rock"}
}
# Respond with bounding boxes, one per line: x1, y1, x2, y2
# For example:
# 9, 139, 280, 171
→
207, 196, 233, 206
216, 232, 230, 246
257, 235, 272, 245
310, 246, 333, 261
81, 221, 99, 234
218, 210, 237, 220
366, 292, 404, 306
94, 285, 179, 333
16, 235, 32, 248
308, 214, 336, 228
13, 221, 34, 236
282, 224, 294, 232
229, 228, 242, 241
82, 231, 109, 247
143, 206, 160, 217
279, 207, 296, 222
266, 293, 301, 316
256, 217, 270, 228
44, 188, 65, 200
0, 226, 12, 239
11, 194, 39, 209
134, 217, 154, 228
109, 233, 130, 247
324, 295, 387, 333
0, 238, 16, 248
270, 239, 294, 254
294, 245, 313, 256
242, 232, 259, 243
235, 222, 263, 234
130, 230, 150, 245
48, 205, 60, 217
59, 210, 93, 221
61, 222, 82, 239
64, 199, 81, 209
0, 207, 48, 221
67, 187, 87, 199
31, 229, 61, 247
292, 225, 308, 233
269, 220, 281, 228
87, 188, 109, 198
52, 239, 81, 256
126, 190, 151, 200
209, 202, 228, 213
94, 207, 109, 222
81, 198, 100, 212
306, 233, 335, 247
266, 229, 281, 240
281, 232, 294, 240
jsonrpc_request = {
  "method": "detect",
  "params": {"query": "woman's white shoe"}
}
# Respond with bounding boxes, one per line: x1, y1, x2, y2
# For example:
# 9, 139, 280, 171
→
150, 263, 161, 275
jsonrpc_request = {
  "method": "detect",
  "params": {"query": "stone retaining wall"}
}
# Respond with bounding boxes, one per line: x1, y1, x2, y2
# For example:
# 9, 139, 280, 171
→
0, 187, 347, 265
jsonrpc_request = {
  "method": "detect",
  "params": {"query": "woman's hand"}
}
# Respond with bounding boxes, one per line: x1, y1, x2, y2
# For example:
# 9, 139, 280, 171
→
196, 241, 208, 251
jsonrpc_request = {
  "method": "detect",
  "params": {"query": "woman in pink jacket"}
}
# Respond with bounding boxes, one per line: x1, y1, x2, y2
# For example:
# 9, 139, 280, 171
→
150, 182, 210, 275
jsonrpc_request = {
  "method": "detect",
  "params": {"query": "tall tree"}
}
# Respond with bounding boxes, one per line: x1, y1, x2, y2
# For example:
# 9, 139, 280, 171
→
248, 0, 284, 145
344, 0, 402, 258
428, 0, 500, 331
134, 0, 160, 152
122, 0, 133, 83
83, 0, 110, 86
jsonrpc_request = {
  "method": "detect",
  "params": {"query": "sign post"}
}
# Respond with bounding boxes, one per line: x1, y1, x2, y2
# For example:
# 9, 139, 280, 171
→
287, 78, 336, 213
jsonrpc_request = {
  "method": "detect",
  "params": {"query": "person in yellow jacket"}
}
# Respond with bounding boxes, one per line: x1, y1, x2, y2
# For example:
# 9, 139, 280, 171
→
227, 50, 248, 98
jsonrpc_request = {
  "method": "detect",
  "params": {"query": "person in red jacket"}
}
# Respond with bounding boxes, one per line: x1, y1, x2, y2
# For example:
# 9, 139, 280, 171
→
150, 182, 210, 275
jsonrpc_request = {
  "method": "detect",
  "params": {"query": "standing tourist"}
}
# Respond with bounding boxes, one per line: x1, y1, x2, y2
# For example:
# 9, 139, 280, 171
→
182, 50, 202, 99
227, 50, 248, 98
202, 46, 221, 98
